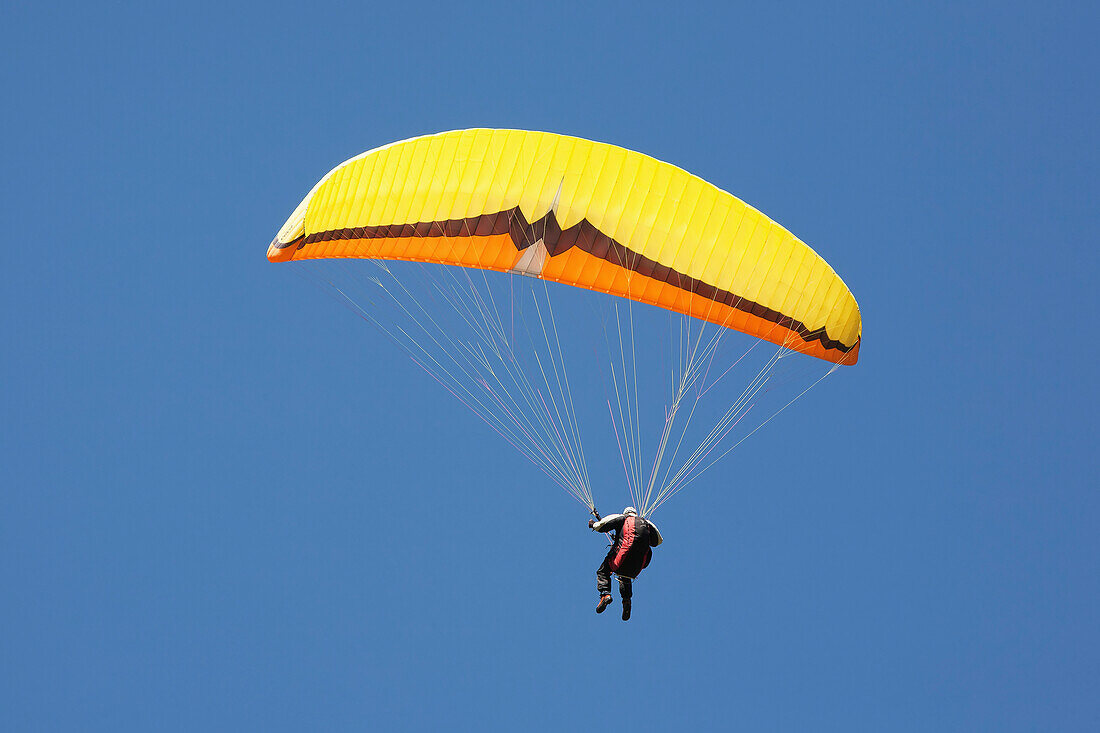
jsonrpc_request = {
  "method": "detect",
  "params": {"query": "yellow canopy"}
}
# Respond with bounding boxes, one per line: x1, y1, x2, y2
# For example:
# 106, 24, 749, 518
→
269, 129, 861, 364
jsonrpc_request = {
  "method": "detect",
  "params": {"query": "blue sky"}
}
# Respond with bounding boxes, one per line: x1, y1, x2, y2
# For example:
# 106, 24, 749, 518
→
3, 1, 1098, 730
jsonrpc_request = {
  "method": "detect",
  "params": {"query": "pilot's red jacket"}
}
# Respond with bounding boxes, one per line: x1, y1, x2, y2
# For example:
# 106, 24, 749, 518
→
592, 513, 663, 579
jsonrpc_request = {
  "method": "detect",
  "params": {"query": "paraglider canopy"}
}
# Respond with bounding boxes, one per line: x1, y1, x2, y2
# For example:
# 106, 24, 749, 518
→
269, 129, 861, 364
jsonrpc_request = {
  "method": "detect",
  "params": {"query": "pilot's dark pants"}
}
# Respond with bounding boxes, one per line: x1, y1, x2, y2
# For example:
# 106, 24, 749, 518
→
596, 553, 632, 601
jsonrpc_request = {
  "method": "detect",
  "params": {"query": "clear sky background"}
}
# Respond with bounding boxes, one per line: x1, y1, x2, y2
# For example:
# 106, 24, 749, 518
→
3, 1, 1098, 731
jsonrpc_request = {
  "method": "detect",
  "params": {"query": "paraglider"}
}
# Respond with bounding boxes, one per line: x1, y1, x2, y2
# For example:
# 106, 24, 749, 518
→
590, 507, 663, 620
268, 129, 861, 608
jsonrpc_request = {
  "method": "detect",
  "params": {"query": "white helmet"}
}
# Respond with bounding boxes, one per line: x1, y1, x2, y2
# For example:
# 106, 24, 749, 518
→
623, 506, 637, 516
